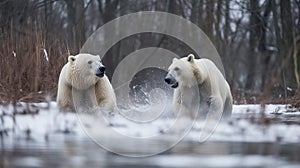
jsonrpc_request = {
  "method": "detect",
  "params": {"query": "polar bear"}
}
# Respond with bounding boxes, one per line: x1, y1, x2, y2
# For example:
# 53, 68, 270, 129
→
164, 54, 232, 119
56, 53, 116, 113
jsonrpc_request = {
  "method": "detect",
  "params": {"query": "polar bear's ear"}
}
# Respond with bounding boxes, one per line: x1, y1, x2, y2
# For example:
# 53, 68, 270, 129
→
68, 55, 76, 63
172, 58, 178, 62
187, 54, 195, 63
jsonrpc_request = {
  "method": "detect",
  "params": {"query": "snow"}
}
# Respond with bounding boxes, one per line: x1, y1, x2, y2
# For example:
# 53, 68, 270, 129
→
1, 103, 300, 144
43, 49, 49, 62
0, 102, 84, 141
12, 51, 16, 58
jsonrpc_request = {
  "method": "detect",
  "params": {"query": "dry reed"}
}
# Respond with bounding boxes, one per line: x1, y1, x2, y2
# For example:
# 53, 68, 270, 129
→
0, 25, 73, 104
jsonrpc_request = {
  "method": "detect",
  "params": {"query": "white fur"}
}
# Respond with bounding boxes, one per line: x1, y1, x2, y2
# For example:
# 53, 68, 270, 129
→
168, 54, 233, 118
56, 53, 117, 112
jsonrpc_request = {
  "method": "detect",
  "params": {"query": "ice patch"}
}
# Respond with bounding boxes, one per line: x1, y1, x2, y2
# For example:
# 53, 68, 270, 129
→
1, 103, 300, 144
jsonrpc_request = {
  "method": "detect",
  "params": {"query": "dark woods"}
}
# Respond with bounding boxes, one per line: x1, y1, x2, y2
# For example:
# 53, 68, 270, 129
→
0, 0, 299, 104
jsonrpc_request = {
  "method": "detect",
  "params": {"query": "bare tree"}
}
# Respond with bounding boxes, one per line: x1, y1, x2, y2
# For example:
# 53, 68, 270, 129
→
245, 0, 259, 91
280, 0, 295, 89
65, 0, 86, 51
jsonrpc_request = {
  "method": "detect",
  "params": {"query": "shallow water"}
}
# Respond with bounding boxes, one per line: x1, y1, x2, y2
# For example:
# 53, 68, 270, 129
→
1, 104, 300, 167
1, 133, 300, 167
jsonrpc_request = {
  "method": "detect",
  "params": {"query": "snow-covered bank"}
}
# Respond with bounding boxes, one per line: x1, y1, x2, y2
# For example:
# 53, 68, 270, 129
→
0, 102, 300, 144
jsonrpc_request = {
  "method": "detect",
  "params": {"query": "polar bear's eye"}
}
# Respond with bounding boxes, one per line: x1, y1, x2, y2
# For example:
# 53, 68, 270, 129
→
88, 61, 93, 64
174, 67, 180, 71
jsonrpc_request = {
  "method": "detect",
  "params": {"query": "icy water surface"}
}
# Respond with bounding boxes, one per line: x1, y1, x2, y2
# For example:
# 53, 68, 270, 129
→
1, 134, 300, 167
1, 103, 300, 167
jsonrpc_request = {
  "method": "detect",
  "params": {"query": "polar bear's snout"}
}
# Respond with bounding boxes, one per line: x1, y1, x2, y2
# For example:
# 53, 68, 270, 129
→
99, 66, 106, 72
96, 65, 106, 78
165, 73, 179, 88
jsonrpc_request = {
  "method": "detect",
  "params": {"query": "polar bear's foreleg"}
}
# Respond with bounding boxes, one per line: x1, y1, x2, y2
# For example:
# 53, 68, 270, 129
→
95, 77, 117, 113
57, 83, 74, 112
172, 89, 181, 115
207, 96, 223, 119
223, 96, 232, 117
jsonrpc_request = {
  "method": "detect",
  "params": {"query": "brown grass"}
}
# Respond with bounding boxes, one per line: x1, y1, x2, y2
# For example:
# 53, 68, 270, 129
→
0, 25, 298, 107
0, 25, 73, 104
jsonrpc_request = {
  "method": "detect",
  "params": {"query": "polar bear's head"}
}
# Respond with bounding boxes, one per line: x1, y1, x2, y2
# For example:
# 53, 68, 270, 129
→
68, 53, 106, 78
165, 54, 198, 88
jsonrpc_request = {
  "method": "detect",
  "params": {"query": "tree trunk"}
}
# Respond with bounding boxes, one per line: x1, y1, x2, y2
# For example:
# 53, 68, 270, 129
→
205, 0, 214, 41
190, 0, 198, 24
245, 0, 259, 91
280, 0, 295, 89
65, 0, 86, 51
198, 0, 204, 29
260, 0, 272, 91
215, 0, 222, 50
75, 0, 86, 48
